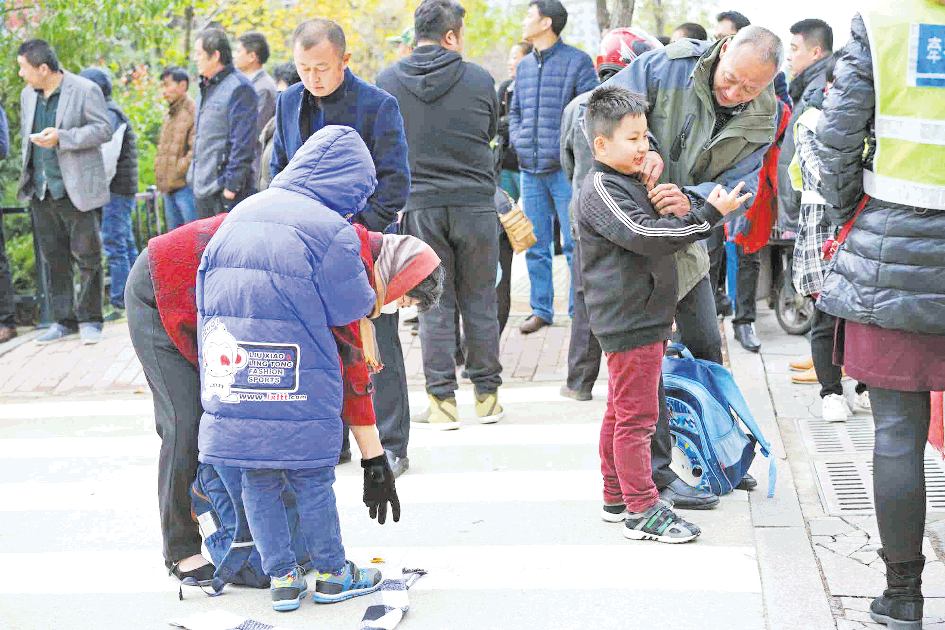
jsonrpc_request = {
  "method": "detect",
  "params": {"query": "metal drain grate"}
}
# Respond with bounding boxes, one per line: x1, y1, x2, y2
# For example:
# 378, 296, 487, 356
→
798, 417, 945, 515
802, 417, 876, 453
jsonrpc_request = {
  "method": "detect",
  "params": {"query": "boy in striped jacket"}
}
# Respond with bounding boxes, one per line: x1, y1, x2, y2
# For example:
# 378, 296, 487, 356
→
575, 86, 749, 543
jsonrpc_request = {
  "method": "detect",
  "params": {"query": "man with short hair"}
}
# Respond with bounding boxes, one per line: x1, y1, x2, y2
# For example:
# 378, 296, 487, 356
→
510, 0, 598, 335
671, 22, 708, 42
708, 11, 792, 352
378, 0, 503, 430
235, 31, 277, 184
190, 28, 258, 218
270, 19, 412, 476
16, 39, 112, 345
156, 67, 197, 230
777, 19, 833, 235
599, 24, 784, 507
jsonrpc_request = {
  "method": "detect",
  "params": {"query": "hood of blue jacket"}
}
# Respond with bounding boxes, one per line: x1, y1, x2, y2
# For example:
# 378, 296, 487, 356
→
269, 125, 377, 216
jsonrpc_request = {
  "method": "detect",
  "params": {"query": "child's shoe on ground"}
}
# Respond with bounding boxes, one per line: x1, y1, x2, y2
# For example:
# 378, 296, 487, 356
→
411, 394, 460, 430
271, 566, 308, 612
624, 499, 701, 544
601, 503, 627, 522
475, 390, 504, 424
312, 560, 382, 603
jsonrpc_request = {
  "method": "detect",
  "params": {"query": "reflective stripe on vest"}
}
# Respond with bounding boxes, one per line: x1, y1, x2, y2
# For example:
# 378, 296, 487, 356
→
863, 1, 945, 209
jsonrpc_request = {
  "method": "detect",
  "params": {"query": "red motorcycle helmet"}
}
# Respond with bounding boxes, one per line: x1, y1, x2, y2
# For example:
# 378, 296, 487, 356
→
596, 27, 663, 78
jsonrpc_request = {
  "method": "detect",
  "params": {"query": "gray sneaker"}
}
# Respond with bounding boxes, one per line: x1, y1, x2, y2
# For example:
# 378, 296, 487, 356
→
79, 323, 102, 345
624, 499, 701, 544
35, 323, 76, 345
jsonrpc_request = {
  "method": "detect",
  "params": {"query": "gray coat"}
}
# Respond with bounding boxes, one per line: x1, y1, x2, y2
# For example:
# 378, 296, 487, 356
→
560, 90, 593, 229
18, 71, 112, 211
776, 55, 831, 233
250, 69, 277, 134
815, 13, 945, 336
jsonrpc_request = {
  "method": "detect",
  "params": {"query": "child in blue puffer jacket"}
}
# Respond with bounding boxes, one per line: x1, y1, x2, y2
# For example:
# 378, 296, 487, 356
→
197, 126, 441, 612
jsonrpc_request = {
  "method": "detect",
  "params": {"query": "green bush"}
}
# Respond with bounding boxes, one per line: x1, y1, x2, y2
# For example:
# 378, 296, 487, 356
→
3, 214, 35, 293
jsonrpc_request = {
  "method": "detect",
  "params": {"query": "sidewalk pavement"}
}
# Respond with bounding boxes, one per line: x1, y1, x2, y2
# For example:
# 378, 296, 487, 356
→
732, 305, 945, 630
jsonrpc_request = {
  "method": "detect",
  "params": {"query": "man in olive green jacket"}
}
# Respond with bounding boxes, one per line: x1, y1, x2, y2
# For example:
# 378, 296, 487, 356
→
592, 25, 781, 508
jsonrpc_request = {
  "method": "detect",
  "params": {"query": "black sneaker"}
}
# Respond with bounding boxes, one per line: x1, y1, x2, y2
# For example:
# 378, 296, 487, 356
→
601, 503, 627, 523
624, 500, 701, 544
170, 560, 216, 586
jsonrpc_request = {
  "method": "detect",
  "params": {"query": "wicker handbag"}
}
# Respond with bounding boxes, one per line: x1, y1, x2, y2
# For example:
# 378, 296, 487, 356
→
496, 190, 537, 253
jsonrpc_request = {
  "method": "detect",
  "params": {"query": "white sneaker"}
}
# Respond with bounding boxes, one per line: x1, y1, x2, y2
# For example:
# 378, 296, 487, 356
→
822, 393, 850, 423
855, 390, 871, 412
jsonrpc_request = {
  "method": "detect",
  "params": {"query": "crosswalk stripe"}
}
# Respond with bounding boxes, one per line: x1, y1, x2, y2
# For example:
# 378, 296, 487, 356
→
0, 384, 602, 421
0, 423, 600, 459
0, 544, 761, 595
0, 470, 608, 512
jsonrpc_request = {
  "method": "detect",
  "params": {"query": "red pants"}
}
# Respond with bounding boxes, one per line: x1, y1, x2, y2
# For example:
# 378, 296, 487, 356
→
600, 341, 664, 513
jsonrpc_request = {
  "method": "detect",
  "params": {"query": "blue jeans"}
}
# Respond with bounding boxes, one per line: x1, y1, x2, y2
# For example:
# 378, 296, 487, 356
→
520, 169, 574, 322
500, 169, 520, 202
163, 186, 197, 231
241, 467, 346, 578
101, 194, 139, 309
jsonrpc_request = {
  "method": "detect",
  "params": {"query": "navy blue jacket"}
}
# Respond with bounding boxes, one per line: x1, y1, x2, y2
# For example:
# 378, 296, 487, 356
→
197, 126, 377, 469
509, 40, 598, 174
270, 69, 410, 231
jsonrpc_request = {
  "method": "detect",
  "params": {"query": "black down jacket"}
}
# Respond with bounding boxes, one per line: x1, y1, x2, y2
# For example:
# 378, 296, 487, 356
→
814, 13, 945, 336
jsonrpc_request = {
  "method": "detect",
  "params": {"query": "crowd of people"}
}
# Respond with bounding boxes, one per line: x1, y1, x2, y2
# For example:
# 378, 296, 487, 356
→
2, 0, 943, 626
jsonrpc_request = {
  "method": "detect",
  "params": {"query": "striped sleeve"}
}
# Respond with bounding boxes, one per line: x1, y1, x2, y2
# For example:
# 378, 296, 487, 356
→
582, 172, 722, 257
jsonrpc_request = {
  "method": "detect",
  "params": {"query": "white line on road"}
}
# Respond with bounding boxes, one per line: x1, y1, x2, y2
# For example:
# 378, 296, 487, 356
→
0, 544, 761, 595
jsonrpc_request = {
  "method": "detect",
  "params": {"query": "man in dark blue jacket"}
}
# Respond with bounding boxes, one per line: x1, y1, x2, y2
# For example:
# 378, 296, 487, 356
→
271, 19, 413, 476
510, 0, 598, 334
0, 102, 14, 343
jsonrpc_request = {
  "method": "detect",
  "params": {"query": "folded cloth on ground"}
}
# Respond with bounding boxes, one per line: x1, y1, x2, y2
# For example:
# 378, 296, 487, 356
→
360, 568, 428, 630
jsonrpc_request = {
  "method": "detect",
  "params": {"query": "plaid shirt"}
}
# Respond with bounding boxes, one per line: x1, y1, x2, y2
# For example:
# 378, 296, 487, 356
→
791, 118, 836, 297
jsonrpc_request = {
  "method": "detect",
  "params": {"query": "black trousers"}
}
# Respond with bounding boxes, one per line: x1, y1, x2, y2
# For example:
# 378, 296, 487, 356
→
31, 195, 103, 328
811, 306, 844, 398
497, 229, 513, 335
708, 227, 760, 323
652, 275, 725, 489
403, 207, 502, 397
565, 242, 602, 393
125, 250, 202, 567
872, 387, 931, 563
0, 229, 15, 327
194, 188, 253, 219
372, 311, 411, 458
732, 247, 761, 325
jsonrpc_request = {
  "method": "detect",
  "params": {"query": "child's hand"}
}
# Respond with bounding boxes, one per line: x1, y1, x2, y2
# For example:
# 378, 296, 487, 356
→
707, 182, 753, 216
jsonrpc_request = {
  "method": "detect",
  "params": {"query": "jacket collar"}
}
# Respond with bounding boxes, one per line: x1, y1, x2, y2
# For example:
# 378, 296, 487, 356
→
167, 93, 188, 116
789, 55, 831, 103
533, 38, 564, 61
592, 160, 644, 184
199, 65, 234, 93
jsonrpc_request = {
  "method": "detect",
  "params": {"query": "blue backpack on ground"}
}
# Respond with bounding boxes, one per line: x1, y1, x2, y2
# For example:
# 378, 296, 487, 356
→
662, 344, 776, 497
190, 463, 312, 594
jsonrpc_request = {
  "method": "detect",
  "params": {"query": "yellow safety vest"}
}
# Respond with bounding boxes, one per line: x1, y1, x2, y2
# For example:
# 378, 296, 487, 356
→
862, 0, 945, 210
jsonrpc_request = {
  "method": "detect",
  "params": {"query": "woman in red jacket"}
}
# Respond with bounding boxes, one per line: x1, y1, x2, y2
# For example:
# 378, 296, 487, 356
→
126, 215, 441, 584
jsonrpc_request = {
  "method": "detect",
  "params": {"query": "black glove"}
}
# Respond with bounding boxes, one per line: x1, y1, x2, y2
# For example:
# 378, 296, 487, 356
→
361, 455, 401, 524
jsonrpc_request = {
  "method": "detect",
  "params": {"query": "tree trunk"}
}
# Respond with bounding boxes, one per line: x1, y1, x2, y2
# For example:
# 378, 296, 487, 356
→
651, 0, 665, 36
596, 0, 610, 35
609, 0, 635, 30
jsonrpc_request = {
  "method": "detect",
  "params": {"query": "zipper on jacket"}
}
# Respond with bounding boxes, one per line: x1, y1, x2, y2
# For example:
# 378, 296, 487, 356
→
670, 113, 695, 162
532, 48, 543, 165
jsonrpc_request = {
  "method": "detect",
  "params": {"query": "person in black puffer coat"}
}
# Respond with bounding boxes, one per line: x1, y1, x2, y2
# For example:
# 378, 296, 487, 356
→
814, 9, 945, 628
80, 68, 139, 317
